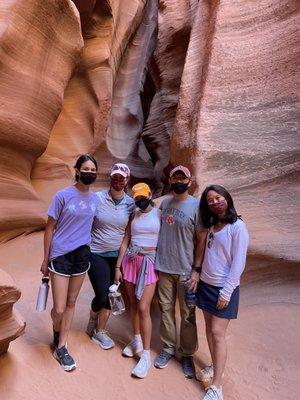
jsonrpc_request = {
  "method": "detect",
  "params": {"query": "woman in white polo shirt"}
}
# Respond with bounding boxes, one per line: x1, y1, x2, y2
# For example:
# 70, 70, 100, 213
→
196, 184, 249, 400
86, 163, 135, 349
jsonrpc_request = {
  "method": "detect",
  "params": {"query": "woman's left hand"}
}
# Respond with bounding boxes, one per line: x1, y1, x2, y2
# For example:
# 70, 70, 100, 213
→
188, 270, 200, 293
216, 295, 229, 310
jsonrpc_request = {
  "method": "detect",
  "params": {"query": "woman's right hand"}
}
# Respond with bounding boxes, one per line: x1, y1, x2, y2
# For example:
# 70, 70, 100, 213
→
114, 268, 122, 283
40, 260, 49, 276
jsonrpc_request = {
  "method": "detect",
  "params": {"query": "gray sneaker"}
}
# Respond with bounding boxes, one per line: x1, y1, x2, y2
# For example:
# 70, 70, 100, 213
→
154, 350, 173, 369
53, 346, 76, 372
92, 330, 115, 350
86, 316, 98, 337
203, 386, 223, 400
182, 355, 195, 379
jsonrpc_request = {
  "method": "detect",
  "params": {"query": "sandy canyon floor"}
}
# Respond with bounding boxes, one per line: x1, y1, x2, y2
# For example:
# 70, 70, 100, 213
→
0, 232, 299, 400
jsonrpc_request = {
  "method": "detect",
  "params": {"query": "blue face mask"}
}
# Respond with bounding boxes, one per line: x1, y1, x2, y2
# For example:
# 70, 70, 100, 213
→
135, 198, 151, 211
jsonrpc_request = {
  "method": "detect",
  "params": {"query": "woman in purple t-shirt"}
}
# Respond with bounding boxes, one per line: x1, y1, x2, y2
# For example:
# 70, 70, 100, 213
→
40, 154, 99, 372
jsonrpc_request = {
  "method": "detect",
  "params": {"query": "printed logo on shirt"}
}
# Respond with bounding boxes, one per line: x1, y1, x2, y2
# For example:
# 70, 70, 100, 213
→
79, 200, 87, 209
166, 214, 175, 225
68, 204, 76, 213
163, 207, 189, 225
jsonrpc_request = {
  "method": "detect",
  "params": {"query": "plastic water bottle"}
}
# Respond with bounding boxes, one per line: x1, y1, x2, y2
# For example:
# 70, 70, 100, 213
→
108, 283, 125, 315
183, 276, 197, 308
36, 277, 49, 311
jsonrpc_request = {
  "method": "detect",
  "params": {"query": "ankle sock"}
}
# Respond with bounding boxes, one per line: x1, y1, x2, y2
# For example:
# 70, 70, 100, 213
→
134, 334, 142, 342
142, 349, 151, 359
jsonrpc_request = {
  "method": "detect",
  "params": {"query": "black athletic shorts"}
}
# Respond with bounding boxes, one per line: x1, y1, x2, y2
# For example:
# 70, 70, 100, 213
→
48, 245, 91, 277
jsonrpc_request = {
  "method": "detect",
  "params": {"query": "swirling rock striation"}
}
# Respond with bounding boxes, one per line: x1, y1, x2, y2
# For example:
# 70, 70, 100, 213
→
0, 269, 25, 355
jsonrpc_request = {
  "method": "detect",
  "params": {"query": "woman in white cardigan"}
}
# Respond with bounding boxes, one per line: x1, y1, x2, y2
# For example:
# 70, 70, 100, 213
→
196, 185, 249, 400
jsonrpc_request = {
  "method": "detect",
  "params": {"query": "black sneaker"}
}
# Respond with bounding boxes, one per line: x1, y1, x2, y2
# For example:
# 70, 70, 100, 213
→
182, 356, 195, 379
53, 327, 60, 348
53, 346, 76, 371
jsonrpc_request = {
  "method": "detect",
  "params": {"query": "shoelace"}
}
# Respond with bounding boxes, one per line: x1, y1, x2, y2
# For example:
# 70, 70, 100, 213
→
98, 329, 110, 338
205, 387, 220, 399
58, 346, 72, 361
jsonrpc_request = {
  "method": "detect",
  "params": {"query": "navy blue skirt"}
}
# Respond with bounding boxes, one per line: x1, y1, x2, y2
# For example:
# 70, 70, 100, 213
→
196, 280, 239, 319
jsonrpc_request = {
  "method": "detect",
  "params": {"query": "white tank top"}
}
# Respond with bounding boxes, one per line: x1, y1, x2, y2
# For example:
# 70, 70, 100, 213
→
131, 207, 161, 248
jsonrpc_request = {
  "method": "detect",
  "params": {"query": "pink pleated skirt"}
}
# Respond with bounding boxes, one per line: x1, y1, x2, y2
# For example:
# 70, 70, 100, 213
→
122, 254, 159, 285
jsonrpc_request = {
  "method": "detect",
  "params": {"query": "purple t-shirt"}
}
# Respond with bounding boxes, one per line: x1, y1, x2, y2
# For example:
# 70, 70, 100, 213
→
47, 186, 99, 260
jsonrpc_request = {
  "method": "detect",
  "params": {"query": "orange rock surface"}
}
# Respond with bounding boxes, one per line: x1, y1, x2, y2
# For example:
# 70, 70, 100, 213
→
0, 269, 25, 355
0, 233, 299, 400
0, 1, 299, 399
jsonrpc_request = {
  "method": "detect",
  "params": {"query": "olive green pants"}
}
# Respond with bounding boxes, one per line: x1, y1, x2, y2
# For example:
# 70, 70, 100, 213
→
157, 271, 198, 356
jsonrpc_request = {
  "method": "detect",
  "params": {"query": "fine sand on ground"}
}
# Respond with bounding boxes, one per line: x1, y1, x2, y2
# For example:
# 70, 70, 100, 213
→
0, 232, 299, 400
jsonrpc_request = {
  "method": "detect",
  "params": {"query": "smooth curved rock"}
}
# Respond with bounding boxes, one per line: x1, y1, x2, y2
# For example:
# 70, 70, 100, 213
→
0, 0, 299, 261
0, 269, 25, 355
170, 0, 299, 261
0, 0, 83, 240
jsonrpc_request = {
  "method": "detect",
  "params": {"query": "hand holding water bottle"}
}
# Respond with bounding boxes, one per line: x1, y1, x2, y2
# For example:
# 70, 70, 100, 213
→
108, 283, 125, 315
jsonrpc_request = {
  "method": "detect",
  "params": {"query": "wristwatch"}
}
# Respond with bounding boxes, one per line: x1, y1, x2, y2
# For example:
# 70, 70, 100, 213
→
192, 266, 201, 273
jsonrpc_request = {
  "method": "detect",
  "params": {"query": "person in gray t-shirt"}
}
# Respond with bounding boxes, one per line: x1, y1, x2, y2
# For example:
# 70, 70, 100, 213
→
154, 165, 205, 378
86, 163, 135, 348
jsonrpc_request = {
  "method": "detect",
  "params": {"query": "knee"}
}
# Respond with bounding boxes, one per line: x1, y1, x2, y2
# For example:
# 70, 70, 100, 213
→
53, 306, 65, 317
66, 298, 76, 308
159, 301, 175, 314
211, 327, 225, 342
92, 295, 107, 311
138, 304, 150, 318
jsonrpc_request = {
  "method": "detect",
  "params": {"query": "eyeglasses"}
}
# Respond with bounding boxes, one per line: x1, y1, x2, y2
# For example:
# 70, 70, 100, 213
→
207, 231, 214, 249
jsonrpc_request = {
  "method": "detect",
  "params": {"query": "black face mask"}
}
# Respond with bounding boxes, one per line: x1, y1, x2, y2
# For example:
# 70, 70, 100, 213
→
171, 182, 189, 194
79, 172, 97, 185
135, 198, 151, 211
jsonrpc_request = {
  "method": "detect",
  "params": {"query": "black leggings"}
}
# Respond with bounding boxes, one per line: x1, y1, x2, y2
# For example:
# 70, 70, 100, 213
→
88, 254, 117, 312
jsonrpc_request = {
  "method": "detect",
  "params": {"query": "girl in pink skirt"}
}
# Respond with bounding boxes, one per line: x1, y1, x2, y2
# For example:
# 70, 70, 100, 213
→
115, 183, 161, 378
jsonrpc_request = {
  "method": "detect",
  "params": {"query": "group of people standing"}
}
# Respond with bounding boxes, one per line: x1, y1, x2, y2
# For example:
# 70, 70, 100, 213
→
40, 154, 249, 400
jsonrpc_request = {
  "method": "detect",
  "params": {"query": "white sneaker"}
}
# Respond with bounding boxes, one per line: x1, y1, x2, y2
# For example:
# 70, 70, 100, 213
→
122, 338, 143, 357
92, 330, 115, 350
131, 354, 151, 378
199, 364, 214, 382
203, 386, 223, 400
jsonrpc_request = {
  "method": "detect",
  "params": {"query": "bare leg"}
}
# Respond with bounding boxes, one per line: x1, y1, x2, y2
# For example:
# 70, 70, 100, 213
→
50, 272, 69, 332
97, 308, 111, 331
58, 273, 86, 347
125, 282, 140, 335
203, 311, 214, 363
210, 315, 230, 387
138, 283, 156, 350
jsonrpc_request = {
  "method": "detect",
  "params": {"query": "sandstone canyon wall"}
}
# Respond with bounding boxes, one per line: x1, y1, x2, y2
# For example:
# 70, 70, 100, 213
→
0, 268, 25, 354
0, 0, 299, 265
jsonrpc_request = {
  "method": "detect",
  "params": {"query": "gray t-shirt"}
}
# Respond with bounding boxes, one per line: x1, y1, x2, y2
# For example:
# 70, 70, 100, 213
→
90, 190, 135, 253
155, 195, 204, 275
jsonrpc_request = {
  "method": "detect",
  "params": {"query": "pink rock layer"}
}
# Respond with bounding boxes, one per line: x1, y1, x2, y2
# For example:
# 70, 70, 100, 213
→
0, 0, 298, 267
0, 269, 25, 355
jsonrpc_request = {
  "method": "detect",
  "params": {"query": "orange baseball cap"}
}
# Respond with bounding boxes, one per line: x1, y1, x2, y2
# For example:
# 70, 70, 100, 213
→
132, 183, 151, 199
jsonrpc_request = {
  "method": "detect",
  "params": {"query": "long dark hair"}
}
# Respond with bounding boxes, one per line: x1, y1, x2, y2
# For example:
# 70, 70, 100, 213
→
200, 184, 238, 228
74, 154, 98, 181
